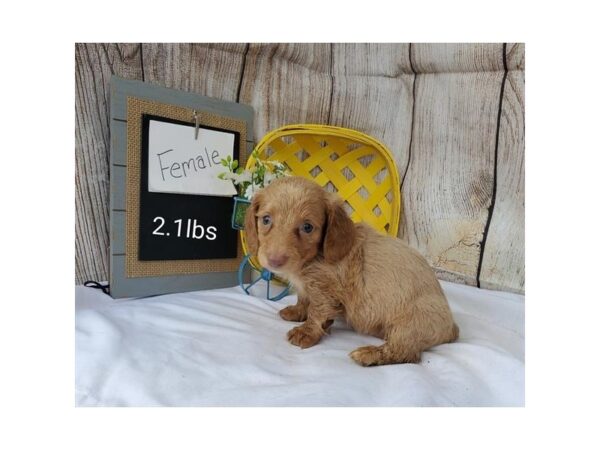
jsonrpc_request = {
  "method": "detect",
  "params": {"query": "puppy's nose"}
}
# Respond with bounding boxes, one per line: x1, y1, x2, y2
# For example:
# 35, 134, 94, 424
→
267, 254, 289, 268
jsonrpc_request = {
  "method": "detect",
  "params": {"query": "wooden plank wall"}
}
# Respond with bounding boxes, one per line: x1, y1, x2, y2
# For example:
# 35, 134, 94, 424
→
75, 43, 525, 294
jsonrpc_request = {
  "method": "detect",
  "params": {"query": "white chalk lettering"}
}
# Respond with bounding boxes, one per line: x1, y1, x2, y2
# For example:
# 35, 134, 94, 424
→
154, 217, 219, 240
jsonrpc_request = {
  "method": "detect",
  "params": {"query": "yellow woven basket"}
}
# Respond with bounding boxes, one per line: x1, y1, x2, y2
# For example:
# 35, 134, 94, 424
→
241, 124, 401, 266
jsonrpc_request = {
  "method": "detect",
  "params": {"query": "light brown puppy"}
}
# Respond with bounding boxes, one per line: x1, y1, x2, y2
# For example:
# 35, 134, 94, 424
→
244, 176, 459, 366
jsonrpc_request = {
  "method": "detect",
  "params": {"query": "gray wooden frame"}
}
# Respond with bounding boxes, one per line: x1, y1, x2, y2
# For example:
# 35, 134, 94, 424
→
109, 76, 254, 298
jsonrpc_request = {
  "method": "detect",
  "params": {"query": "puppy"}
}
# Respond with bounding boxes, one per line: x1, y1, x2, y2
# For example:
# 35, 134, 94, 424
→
244, 176, 459, 366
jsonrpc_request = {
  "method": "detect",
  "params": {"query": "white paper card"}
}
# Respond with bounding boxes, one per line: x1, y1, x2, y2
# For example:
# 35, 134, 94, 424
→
148, 119, 237, 196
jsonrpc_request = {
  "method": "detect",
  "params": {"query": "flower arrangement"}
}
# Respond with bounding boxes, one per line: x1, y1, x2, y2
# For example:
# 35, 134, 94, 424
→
218, 150, 289, 200
218, 150, 289, 229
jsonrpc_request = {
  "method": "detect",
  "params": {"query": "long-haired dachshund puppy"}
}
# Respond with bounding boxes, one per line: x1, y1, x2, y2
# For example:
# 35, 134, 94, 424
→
244, 176, 459, 366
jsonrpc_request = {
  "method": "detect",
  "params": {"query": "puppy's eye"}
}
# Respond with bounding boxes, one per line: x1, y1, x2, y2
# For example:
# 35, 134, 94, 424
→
262, 215, 272, 226
301, 222, 314, 234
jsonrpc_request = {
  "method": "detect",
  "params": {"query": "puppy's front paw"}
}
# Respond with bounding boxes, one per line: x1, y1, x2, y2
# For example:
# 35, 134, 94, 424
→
287, 325, 321, 349
279, 305, 307, 322
349, 345, 384, 367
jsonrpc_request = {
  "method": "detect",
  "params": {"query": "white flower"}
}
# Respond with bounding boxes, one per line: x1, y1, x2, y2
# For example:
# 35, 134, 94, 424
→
217, 157, 289, 199
232, 170, 253, 184
220, 172, 236, 181
263, 170, 277, 186
244, 182, 263, 200
221, 170, 253, 185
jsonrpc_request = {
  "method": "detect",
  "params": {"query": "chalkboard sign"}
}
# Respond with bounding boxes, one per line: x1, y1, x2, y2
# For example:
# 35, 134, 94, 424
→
139, 115, 239, 261
109, 76, 254, 299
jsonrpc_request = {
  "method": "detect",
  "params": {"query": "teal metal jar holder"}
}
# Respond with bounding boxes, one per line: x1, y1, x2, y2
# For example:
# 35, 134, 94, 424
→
231, 196, 251, 231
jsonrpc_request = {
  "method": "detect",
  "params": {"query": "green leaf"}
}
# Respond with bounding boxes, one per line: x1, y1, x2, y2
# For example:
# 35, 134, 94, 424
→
236, 167, 243, 174
232, 160, 238, 170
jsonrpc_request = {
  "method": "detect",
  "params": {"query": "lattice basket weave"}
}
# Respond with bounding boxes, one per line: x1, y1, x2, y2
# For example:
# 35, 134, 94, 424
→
241, 124, 401, 264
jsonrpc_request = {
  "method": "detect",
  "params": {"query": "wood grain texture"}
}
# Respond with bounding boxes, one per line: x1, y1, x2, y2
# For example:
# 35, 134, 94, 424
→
411, 43, 504, 73
399, 71, 503, 286
245, 43, 331, 72
332, 43, 412, 76
75, 44, 143, 284
238, 43, 332, 139
479, 70, 525, 293
141, 43, 247, 101
330, 44, 414, 190
506, 43, 525, 71
75, 43, 525, 294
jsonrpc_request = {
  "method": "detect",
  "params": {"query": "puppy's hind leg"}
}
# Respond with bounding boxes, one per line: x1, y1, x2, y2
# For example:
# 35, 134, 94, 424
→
349, 326, 424, 366
350, 344, 421, 366
279, 295, 309, 322
350, 312, 458, 366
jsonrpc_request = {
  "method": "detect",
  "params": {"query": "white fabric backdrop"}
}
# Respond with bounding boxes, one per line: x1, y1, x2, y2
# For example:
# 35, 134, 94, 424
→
75, 280, 524, 406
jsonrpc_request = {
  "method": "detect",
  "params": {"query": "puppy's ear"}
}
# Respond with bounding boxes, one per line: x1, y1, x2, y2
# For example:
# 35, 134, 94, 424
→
323, 195, 356, 263
243, 191, 262, 256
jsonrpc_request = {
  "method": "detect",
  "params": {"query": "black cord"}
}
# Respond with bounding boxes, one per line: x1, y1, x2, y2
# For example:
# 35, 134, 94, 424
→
83, 280, 110, 296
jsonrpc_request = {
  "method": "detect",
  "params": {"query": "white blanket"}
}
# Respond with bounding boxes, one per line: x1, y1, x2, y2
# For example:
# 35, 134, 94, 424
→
75, 280, 524, 406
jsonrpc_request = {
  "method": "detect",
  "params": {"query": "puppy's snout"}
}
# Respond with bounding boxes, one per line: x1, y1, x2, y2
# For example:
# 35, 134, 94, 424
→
267, 254, 289, 269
